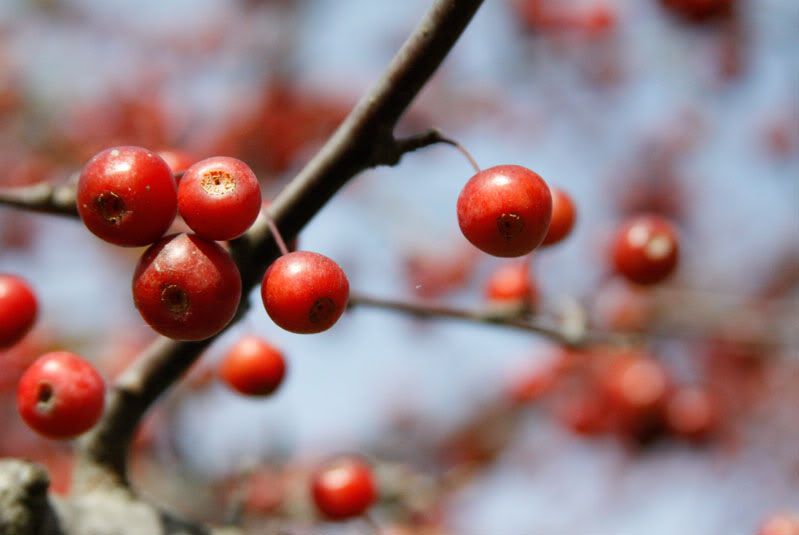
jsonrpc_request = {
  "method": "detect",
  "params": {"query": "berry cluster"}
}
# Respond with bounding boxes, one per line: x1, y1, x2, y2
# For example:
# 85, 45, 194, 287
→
78, 145, 350, 341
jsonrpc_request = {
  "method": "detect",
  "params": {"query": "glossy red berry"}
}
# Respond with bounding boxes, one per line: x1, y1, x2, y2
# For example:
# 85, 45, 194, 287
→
0, 274, 37, 348
17, 351, 105, 439
612, 215, 679, 285
261, 251, 349, 334
132, 233, 242, 341
541, 187, 576, 246
178, 156, 262, 241
219, 336, 286, 396
457, 165, 552, 257
77, 146, 177, 246
311, 457, 377, 520
484, 261, 537, 307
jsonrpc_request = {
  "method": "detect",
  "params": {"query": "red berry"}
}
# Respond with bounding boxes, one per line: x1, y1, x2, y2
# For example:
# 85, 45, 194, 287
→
612, 215, 679, 285
219, 336, 286, 396
261, 251, 349, 334
178, 156, 262, 241
157, 149, 196, 177
17, 351, 105, 439
457, 165, 552, 257
484, 261, 537, 307
600, 354, 669, 437
665, 386, 718, 442
311, 457, 377, 520
132, 233, 242, 341
541, 187, 576, 246
77, 146, 177, 246
0, 274, 37, 348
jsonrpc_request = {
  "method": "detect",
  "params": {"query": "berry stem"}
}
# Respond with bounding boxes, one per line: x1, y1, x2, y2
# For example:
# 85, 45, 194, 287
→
265, 216, 290, 256
443, 137, 481, 173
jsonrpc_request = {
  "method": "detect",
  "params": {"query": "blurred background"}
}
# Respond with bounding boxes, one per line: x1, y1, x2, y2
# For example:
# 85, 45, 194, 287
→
0, 0, 798, 533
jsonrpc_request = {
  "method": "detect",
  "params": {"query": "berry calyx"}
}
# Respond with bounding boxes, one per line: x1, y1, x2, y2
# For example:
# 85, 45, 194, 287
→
0, 274, 37, 348
457, 165, 552, 257
311, 457, 377, 520
612, 215, 680, 285
261, 251, 349, 334
77, 146, 177, 246
17, 351, 105, 439
484, 261, 537, 308
132, 233, 242, 341
219, 335, 287, 396
541, 187, 576, 246
178, 156, 262, 241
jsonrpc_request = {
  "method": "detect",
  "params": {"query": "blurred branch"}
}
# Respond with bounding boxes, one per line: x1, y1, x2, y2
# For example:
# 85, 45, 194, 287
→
0, 182, 78, 217
348, 293, 626, 347
77, 0, 486, 500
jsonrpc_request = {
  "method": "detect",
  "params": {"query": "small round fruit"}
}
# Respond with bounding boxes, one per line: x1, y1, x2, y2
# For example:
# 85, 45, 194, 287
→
665, 386, 718, 442
77, 146, 177, 246
178, 156, 262, 241
612, 215, 679, 285
457, 165, 552, 257
484, 262, 537, 307
132, 233, 242, 341
758, 514, 799, 535
261, 251, 349, 334
0, 274, 37, 348
219, 336, 286, 396
17, 351, 105, 439
311, 457, 377, 520
157, 149, 196, 177
541, 187, 576, 246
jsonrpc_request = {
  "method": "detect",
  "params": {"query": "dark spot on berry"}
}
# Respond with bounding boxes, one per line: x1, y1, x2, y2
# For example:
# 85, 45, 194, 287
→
94, 192, 127, 225
497, 213, 524, 240
36, 383, 54, 414
309, 297, 335, 324
161, 284, 190, 316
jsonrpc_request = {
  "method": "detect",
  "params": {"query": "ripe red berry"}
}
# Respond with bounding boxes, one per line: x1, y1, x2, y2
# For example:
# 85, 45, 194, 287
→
261, 251, 349, 334
665, 386, 718, 442
77, 146, 177, 246
612, 215, 679, 285
157, 149, 196, 177
311, 457, 377, 520
132, 233, 242, 341
0, 274, 37, 348
17, 351, 105, 439
600, 354, 669, 436
219, 336, 286, 396
457, 165, 552, 257
484, 261, 537, 307
541, 187, 576, 246
178, 156, 262, 241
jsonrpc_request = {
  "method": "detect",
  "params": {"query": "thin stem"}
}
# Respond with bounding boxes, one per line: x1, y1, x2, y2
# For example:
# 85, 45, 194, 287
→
265, 216, 290, 256
446, 138, 481, 173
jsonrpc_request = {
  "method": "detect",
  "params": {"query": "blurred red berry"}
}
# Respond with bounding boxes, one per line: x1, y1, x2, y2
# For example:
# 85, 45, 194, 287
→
0, 274, 37, 348
17, 351, 105, 439
612, 215, 679, 285
484, 261, 537, 307
541, 187, 576, 246
311, 457, 377, 520
219, 336, 287, 396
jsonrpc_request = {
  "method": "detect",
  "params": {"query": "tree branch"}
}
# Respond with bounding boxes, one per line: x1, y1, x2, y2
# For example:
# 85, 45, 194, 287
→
76, 0, 487, 496
0, 182, 78, 217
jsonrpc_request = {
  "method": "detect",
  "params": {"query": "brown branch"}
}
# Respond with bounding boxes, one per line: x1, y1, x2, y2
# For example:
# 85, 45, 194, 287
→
347, 293, 630, 347
0, 182, 78, 217
76, 0, 487, 497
